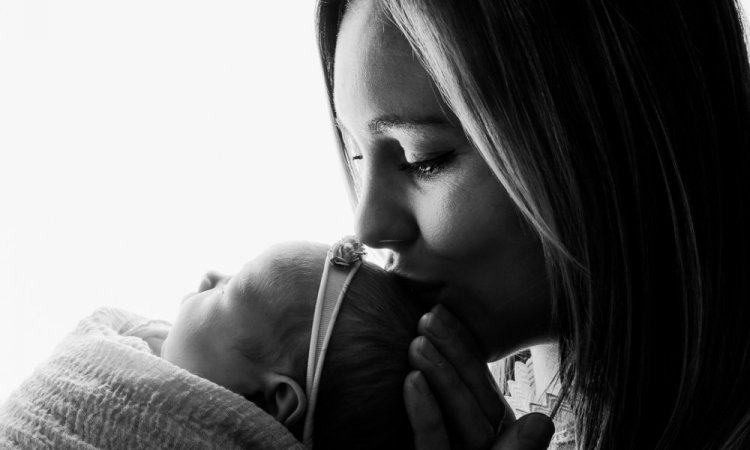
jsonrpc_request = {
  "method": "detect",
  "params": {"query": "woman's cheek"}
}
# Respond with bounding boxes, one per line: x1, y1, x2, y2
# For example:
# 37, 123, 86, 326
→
417, 179, 514, 261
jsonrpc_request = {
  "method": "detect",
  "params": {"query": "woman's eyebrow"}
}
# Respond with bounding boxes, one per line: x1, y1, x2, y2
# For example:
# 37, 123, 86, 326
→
334, 115, 457, 135
367, 114, 456, 134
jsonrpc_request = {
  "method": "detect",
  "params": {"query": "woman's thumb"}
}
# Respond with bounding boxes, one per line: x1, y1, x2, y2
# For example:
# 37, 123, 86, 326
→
493, 412, 554, 450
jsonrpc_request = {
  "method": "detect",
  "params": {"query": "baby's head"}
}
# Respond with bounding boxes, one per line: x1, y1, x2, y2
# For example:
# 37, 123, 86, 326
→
162, 241, 424, 449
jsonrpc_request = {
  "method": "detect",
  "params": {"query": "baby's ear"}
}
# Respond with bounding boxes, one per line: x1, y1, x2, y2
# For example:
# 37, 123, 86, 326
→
266, 374, 307, 429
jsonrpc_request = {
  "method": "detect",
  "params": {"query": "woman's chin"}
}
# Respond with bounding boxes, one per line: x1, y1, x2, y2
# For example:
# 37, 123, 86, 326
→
394, 276, 446, 307
437, 285, 554, 361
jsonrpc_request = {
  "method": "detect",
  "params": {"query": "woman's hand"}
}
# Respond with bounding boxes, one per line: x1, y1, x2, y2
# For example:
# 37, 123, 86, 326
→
404, 304, 554, 450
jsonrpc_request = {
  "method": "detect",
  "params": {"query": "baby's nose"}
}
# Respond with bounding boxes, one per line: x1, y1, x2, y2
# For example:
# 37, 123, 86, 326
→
197, 271, 227, 292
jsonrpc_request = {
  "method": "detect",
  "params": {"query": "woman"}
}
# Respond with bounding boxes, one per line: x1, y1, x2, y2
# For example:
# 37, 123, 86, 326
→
316, 0, 750, 449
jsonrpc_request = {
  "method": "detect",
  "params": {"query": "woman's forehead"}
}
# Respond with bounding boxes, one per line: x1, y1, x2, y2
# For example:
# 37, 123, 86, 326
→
333, 5, 447, 137
340, 1, 407, 52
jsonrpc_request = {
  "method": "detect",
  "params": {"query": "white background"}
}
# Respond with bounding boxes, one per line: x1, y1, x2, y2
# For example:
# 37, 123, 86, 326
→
0, 1, 353, 401
1, 1, 749, 402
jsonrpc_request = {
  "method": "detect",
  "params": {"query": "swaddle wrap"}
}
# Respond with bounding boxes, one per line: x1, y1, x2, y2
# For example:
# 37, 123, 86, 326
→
0, 308, 305, 450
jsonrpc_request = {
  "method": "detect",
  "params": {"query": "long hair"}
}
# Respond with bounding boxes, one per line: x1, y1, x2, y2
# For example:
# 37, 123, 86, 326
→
316, 0, 750, 448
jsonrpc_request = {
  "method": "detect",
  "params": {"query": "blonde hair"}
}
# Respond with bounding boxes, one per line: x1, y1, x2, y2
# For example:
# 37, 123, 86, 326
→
317, 0, 750, 447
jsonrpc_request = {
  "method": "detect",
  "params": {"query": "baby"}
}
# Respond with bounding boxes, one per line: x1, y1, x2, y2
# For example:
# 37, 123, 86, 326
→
157, 238, 426, 449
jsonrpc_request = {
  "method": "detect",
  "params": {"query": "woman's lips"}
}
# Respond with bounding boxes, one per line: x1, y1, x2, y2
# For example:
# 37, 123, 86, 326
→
385, 255, 447, 304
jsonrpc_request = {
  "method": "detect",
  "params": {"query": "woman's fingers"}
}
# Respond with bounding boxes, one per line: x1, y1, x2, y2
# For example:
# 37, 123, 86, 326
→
492, 413, 555, 450
419, 304, 506, 424
407, 304, 547, 449
405, 364, 554, 450
404, 371, 451, 450
409, 336, 496, 449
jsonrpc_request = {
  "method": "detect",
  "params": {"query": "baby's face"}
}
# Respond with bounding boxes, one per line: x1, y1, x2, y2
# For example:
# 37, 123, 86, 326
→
161, 242, 326, 398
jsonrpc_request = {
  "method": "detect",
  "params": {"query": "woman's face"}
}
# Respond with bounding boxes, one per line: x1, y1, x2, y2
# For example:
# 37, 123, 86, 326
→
333, 2, 552, 360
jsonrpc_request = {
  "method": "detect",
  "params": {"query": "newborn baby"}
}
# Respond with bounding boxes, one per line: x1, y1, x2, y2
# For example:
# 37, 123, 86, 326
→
159, 239, 425, 449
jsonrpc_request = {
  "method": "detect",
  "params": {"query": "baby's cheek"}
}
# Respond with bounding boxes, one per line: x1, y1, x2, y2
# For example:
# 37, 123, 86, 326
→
160, 335, 177, 364
160, 333, 188, 365
161, 329, 204, 374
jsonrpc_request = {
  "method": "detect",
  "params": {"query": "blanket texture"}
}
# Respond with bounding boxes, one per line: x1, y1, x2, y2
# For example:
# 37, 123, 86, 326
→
0, 308, 305, 450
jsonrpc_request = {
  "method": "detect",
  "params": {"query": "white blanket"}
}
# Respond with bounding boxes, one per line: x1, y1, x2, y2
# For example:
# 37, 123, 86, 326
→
0, 308, 305, 450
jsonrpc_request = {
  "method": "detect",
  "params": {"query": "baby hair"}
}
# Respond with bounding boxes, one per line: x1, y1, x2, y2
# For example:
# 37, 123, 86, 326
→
314, 259, 426, 450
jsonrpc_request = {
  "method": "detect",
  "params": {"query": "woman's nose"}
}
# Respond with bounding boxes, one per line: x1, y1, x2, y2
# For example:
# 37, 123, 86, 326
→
353, 167, 418, 250
197, 271, 227, 292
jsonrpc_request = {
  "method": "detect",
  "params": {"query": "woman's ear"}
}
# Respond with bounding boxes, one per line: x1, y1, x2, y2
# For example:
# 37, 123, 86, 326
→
266, 374, 307, 428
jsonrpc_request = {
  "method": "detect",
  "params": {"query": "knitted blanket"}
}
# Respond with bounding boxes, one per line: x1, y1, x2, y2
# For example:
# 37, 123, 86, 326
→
0, 308, 305, 450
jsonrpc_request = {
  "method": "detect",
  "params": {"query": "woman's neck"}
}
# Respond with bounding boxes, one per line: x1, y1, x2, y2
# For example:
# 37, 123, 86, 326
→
530, 343, 560, 400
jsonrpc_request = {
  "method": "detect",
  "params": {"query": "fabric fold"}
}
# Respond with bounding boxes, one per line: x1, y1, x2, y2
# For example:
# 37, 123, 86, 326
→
0, 308, 305, 450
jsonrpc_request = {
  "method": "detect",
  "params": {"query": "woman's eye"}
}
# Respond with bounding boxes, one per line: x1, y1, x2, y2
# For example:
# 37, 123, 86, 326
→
399, 150, 456, 179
